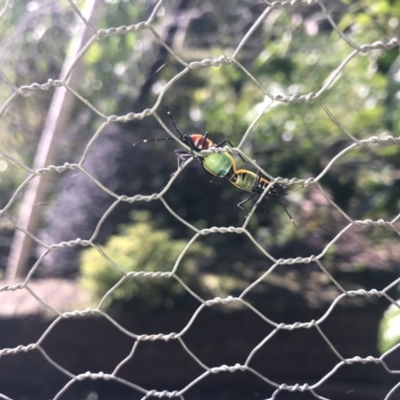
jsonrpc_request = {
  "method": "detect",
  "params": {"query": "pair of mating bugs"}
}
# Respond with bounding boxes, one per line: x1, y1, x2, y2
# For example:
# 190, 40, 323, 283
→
133, 109, 295, 225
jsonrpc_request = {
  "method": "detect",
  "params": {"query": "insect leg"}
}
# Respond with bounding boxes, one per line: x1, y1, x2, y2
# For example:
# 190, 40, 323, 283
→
252, 169, 262, 192
215, 139, 246, 162
174, 150, 193, 171
276, 198, 296, 226
200, 162, 218, 183
237, 192, 257, 210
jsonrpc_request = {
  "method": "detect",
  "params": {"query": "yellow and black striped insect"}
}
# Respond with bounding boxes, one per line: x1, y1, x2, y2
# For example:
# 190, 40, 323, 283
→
230, 169, 295, 225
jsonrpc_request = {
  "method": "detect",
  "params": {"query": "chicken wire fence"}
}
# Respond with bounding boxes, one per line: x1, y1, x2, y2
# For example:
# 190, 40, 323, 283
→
0, 0, 400, 399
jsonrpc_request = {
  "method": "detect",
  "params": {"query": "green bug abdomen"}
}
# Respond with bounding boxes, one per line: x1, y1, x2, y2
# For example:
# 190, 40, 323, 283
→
203, 153, 235, 177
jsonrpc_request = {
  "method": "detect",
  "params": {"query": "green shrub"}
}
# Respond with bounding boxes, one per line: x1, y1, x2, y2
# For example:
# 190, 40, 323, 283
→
80, 212, 213, 311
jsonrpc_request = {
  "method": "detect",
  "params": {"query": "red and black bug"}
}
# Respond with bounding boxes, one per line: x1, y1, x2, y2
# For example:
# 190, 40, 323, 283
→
133, 108, 239, 180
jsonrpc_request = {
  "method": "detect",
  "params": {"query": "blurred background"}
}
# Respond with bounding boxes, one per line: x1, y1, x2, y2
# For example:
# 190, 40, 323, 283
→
0, 0, 399, 399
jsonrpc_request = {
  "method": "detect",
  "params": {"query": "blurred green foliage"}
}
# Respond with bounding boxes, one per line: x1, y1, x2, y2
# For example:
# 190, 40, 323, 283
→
80, 212, 213, 311
378, 303, 400, 353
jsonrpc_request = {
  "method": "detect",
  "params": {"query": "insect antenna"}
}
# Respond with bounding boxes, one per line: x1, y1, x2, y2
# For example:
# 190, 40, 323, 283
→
166, 106, 183, 138
133, 137, 175, 146
280, 184, 306, 196
133, 107, 185, 146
